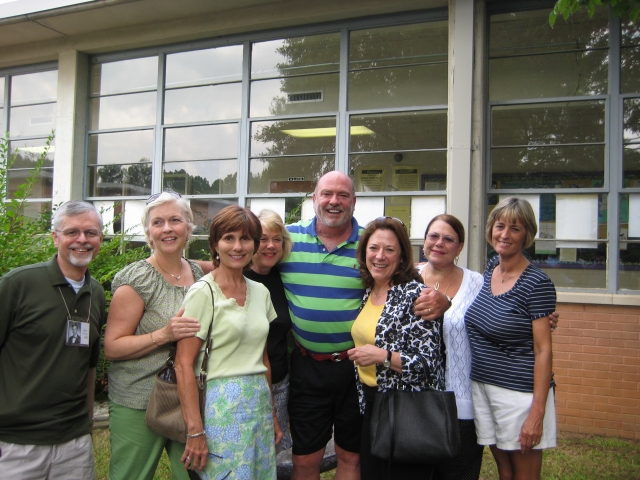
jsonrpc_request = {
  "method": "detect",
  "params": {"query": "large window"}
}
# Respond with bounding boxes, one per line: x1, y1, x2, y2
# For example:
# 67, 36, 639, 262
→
488, 6, 640, 293
88, 12, 448, 243
1, 67, 57, 217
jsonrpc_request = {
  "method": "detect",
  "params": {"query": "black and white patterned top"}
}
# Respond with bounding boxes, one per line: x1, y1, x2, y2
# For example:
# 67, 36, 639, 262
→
354, 280, 445, 414
465, 256, 556, 393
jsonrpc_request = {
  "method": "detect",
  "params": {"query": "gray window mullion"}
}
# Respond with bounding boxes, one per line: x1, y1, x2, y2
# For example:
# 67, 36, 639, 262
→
607, 11, 621, 293
152, 54, 165, 194
336, 28, 349, 174
238, 41, 252, 206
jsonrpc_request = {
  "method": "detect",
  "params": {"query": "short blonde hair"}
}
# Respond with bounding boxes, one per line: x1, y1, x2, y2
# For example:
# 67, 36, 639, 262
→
142, 192, 195, 249
257, 209, 293, 262
485, 197, 537, 249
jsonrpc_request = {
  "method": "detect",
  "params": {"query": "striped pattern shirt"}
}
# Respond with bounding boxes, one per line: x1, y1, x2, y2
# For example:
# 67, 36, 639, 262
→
279, 217, 364, 353
465, 256, 556, 392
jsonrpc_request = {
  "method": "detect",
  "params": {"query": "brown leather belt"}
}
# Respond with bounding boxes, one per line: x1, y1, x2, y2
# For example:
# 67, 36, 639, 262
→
295, 339, 349, 362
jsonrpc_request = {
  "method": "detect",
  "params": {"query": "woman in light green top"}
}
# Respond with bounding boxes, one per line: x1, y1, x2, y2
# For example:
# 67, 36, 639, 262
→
175, 205, 283, 479
104, 192, 203, 480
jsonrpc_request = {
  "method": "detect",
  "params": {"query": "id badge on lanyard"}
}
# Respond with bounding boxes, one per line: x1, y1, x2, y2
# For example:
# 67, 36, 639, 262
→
66, 316, 90, 347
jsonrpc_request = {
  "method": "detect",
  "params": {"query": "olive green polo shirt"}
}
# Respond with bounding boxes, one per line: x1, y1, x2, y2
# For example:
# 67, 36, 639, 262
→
0, 255, 106, 445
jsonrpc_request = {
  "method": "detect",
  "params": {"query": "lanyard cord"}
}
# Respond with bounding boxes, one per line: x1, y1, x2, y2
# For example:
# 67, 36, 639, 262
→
58, 281, 93, 322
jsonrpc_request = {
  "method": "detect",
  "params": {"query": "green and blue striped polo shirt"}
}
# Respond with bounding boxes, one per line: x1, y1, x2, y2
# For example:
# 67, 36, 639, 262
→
280, 217, 364, 354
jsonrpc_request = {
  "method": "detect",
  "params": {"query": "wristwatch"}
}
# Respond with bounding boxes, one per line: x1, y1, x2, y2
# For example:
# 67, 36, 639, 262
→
382, 350, 392, 368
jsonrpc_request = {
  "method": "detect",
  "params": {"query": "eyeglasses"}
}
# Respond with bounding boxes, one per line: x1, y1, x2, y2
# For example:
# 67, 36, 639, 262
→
56, 228, 102, 239
372, 216, 406, 228
426, 232, 458, 245
146, 191, 182, 205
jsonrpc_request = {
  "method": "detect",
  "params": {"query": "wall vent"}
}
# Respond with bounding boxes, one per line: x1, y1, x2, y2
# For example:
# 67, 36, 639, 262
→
287, 91, 323, 103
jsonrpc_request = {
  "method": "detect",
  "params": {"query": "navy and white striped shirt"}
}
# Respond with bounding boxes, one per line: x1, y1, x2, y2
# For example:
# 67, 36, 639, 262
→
465, 256, 556, 393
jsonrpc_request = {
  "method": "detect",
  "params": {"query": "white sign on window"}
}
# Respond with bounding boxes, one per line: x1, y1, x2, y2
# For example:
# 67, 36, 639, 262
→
556, 194, 598, 248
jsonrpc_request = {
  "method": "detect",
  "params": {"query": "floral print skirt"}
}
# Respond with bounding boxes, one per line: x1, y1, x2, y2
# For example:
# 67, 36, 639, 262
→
198, 374, 276, 480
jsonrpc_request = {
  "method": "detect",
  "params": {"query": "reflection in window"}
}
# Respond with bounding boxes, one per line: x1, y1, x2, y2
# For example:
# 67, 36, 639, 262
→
163, 160, 237, 195
489, 9, 608, 100
7, 69, 57, 204
164, 83, 241, 124
249, 156, 334, 194
349, 22, 448, 110
491, 101, 605, 188
89, 163, 152, 197
251, 118, 336, 157
88, 130, 154, 167
350, 110, 447, 192
89, 92, 156, 130
166, 45, 243, 87
91, 57, 158, 95
623, 99, 640, 187
165, 125, 238, 161
621, 20, 640, 94
250, 34, 340, 117
189, 199, 238, 236
619, 194, 640, 290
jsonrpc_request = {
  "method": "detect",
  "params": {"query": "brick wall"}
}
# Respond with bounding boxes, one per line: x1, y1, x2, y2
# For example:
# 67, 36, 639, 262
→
554, 303, 640, 440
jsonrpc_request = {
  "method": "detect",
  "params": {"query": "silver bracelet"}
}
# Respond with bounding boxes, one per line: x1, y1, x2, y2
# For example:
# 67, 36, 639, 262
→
186, 430, 206, 439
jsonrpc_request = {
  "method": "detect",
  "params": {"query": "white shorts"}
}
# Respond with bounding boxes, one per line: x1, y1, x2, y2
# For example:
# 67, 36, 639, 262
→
472, 381, 556, 451
0, 434, 95, 480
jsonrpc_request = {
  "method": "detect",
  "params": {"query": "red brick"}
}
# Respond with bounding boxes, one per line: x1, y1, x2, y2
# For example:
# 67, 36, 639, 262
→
596, 355, 624, 365
571, 353, 598, 363
593, 401, 622, 413
609, 396, 638, 407
611, 330, 639, 340
610, 364, 638, 374
621, 406, 638, 415
621, 389, 640, 399
616, 348, 639, 357
616, 314, 640, 324
593, 419, 621, 429
622, 323, 640, 333
623, 356, 640, 366
596, 338, 626, 348
583, 345, 611, 355
621, 372, 640, 383
610, 380, 638, 390
585, 313, 611, 321
594, 387, 622, 397
624, 340, 640, 349
583, 330, 603, 339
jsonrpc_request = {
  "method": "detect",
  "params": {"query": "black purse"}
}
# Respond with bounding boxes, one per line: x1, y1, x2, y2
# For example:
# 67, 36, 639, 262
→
370, 354, 461, 464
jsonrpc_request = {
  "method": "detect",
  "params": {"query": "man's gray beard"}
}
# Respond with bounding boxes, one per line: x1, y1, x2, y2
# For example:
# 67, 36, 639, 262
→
69, 249, 94, 267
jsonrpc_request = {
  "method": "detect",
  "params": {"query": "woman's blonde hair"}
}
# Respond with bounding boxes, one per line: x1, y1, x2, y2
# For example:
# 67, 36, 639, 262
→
257, 209, 293, 262
485, 197, 537, 249
142, 192, 195, 250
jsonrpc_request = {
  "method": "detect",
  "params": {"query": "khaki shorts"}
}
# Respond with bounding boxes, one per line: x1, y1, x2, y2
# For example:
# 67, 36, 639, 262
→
472, 382, 557, 451
0, 434, 95, 480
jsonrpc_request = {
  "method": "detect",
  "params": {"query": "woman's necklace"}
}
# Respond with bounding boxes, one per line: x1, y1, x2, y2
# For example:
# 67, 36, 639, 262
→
153, 253, 184, 281
424, 263, 455, 292
371, 286, 389, 302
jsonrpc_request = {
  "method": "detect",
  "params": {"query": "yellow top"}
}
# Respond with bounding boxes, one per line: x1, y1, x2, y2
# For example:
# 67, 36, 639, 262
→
351, 296, 384, 387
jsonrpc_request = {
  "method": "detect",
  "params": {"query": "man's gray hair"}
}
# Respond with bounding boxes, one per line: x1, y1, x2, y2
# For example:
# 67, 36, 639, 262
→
52, 201, 104, 231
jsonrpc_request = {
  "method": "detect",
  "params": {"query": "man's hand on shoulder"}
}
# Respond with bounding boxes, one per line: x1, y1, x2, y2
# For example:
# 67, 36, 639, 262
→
414, 287, 450, 321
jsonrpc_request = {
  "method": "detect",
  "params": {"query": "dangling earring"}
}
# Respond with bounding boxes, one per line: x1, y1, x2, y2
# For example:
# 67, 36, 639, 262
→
216, 254, 220, 260
454, 256, 459, 265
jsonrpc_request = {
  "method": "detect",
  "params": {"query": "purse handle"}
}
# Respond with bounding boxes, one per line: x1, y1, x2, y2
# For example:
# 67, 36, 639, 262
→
164, 279, 215, 384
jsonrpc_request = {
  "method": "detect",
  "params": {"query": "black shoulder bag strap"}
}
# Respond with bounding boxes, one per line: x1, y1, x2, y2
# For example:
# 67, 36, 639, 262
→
196, 279, 215, 419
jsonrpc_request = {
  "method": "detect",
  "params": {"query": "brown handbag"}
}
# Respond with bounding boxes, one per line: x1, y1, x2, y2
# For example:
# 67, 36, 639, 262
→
145, 280, 215, 443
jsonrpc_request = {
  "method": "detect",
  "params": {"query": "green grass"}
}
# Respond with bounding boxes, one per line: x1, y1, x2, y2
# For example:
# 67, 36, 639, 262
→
93, 430, 640, 479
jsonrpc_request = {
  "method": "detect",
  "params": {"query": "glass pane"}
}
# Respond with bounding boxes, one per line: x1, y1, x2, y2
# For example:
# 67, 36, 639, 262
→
490, 50, 608, 100
164, 83, 241, 124
250, 74, 339, 117
0, 108, 4, 132
619, 194, 640, 289
490, 8, 608, 57
249, 155, 334, 193
0, 77, 4, 107
534, 243, 607, 289
350, 151, 446, 192
21, 201, 52, 221
166, 45, 243, 87
10, 70, 58, 105
187, 238, 213, 260
246, 196, 306, 223
621, 46, 640, 94
8, 168, 53, 198
492, 102, 605, 146
165, 124, 238, 161
350, 22, 447, 70
87, 163, 152, 197
89, 92, 156, 130
350, 111, 447, 153
88, 130, 154, 166
622, 99, 640, 186
91, 57, 158, 95
163, 160, 237, 195
491, 146, 605, 188
349, 63, 447, 110
9, 104, 56, 137
251, 34, 340, 79
251, 118, 336, 157
190, 199, 238, 236
10, 138, 55, 168
619, 244, 640, 290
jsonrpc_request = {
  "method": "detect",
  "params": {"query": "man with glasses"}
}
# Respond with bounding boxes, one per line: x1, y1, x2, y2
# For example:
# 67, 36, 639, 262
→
280, 171, 449, 479
0, 201, 106, 479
